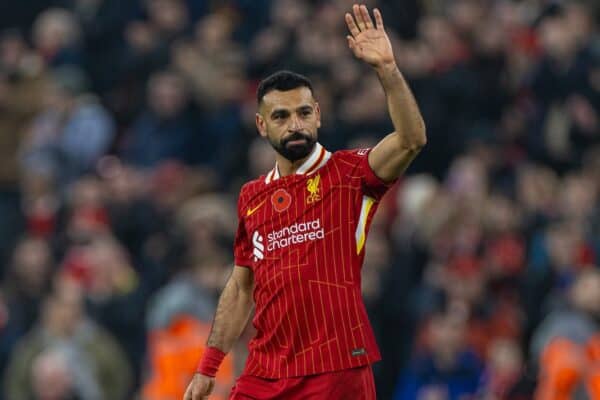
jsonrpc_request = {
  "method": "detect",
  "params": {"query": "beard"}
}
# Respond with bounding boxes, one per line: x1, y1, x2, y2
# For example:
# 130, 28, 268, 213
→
270, 131, 317, 162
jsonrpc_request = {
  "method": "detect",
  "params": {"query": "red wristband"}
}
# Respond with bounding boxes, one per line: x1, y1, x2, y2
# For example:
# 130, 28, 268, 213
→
196, 347, 226, 377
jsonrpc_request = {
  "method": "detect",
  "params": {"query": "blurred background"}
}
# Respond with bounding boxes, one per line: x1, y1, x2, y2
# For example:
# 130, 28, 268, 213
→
0, 0, 598, 399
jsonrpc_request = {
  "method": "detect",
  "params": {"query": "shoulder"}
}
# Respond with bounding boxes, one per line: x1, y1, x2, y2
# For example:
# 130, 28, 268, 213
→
238, 176, 267, 204
333, 148, 371, 162
330, 148, 372, 170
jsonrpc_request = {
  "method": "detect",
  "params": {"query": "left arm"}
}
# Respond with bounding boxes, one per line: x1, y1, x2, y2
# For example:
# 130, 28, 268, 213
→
346, 5, 426, 182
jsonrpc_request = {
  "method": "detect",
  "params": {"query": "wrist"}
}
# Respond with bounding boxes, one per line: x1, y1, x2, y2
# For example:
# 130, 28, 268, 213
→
374, 61, 399, 76
196, 346, 226, 377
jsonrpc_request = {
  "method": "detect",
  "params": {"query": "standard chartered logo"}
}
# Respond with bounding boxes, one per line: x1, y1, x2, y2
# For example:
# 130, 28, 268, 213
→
267, 219, 325, 251
252, 219, 325, 262
252, 231, 264, 261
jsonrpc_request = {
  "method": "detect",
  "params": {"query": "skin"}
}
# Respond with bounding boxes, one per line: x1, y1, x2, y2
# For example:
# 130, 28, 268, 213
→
184, 4, 426, 399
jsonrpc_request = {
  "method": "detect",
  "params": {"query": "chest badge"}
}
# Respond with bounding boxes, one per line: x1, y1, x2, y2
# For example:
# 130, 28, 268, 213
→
306, 174, 321, 204
271, 188, 292, 212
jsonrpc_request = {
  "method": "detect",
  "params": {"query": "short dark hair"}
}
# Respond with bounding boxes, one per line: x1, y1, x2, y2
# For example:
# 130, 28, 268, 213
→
256, 70, 313, 104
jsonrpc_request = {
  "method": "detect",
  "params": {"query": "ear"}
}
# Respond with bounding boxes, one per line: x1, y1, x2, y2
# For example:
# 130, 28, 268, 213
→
315, 102, 322, 129
255, 113, 267, 138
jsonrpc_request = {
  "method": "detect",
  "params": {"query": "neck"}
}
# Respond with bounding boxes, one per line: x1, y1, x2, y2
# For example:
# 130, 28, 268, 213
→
275, 153, 313, 177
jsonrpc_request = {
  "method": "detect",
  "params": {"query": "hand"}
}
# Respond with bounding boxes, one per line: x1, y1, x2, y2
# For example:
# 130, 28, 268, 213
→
183, 373, 215, 400
345, 5, 395, 69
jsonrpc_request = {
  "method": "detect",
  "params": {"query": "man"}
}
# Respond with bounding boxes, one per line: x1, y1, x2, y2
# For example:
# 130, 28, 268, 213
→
185, 4, 426, 399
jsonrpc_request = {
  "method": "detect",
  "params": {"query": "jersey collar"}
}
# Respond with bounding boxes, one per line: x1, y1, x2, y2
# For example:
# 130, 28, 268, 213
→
265, 142, 331, 184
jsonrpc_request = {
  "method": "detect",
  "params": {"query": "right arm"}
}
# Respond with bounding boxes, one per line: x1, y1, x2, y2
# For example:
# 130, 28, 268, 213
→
184, 265, 254, 400
206, 266, 254, 352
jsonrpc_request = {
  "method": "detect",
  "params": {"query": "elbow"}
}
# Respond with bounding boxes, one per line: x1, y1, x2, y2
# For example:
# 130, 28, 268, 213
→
414, 134, 427, 150
409, 122, 427, 151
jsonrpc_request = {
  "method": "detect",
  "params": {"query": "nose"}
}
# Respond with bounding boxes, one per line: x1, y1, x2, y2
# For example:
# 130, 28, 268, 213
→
289, 114, 302, 131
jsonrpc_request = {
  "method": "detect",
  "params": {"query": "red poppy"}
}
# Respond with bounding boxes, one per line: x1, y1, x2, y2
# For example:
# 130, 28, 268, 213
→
271, 189, 292, 212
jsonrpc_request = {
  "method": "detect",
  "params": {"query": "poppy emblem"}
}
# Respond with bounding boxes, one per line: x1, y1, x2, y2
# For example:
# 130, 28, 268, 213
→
271, 189, 292, 212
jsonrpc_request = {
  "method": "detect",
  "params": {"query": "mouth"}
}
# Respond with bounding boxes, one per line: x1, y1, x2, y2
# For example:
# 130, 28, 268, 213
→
286, 138, 308, 146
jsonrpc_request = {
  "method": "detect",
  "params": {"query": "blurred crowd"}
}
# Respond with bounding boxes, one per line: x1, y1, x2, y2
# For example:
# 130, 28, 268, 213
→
0, 0, 599, 399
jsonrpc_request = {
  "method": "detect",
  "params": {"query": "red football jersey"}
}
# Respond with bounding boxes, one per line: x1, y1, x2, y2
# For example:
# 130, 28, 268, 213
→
234, 143, 394, 378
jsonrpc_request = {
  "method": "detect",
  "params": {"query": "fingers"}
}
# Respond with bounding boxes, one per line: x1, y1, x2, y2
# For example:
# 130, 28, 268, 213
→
346, 4, 377, 37
374, 8, 384, 30
345, 13, 360, 38
352, 4, 366, 31
359, 5, 374, 29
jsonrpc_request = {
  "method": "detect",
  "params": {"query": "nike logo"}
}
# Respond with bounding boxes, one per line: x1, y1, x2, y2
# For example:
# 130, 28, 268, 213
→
246, 200, 266, 216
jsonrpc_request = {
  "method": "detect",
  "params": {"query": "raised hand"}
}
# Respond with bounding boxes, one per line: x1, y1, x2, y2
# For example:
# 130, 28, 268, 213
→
345, 4, 395, 69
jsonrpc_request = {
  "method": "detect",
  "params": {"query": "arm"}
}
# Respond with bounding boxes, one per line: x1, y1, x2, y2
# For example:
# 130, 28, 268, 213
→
184, 265, 254, 400
346, 5, 426, 182
206, 265, 254, 352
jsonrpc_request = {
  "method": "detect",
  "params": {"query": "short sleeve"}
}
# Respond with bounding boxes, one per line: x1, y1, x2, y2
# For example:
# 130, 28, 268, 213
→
233, 193, 253, 268
354, 148, 397, 201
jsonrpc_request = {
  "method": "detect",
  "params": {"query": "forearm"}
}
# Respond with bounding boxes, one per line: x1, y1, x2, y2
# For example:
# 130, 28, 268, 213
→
206, 272, 253, 353
375, 62, 426, 149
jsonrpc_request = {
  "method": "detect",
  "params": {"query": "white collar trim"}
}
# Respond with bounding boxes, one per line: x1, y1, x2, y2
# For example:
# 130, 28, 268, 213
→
265, 143, 331, 184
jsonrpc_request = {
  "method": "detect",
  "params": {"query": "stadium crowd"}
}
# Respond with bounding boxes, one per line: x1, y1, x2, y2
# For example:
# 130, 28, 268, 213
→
0, 0, 599, 399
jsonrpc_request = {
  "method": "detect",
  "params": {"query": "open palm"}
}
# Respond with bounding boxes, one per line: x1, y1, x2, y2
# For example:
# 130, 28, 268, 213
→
345, 5, 395, 68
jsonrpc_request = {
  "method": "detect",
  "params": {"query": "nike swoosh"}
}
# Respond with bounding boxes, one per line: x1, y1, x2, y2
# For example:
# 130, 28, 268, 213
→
246, 200, 266, 216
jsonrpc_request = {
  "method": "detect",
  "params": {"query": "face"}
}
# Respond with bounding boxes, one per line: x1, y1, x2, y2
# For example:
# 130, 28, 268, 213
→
256, 86, 321, 162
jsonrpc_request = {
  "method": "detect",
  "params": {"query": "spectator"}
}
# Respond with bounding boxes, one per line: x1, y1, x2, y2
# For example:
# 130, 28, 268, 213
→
3, 280, 132, 400
120, 70, 200, 167
31, 8, 83, 67
19, 65, 115, 189
393, 309, 483, 400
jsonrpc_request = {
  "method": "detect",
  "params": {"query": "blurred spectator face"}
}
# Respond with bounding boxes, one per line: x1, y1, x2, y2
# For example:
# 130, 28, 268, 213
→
296, 25, 341, 67
546, 221, 581, 270
559, 174, 597, 220
146, 0, 188, 34
445, 156, 487, 201
448, 0, 484, 35
396, 41, 433, 78
195, 12, 234, 52
42, 286, 84, 337
419, 16, 463, 66
86, 238, 136, 298
271, 0, 309, 31
67, 177, 109, 240
0, 31, 26, 71
473, 18, 506, 56
178, 194, 236, 247
570, 269, 600, 316
32, 9, 80, 59
192, 253, 229, 295
484, 195, 520, 234
31, 348, 76, 400
248, 138, 276, 177
98, 157, 145, 203
486, 338, 523, 393
517, 166, 558, 213
12, 237, 52, 292
429, 312, 467, 365
256, 86, 321, 162
565, 3, 594, 44
443, 256, 484, 306
147, 71, 188, 118
69, 176, 105, 209
538, 16, 577, 60
488, 338, 522, 373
